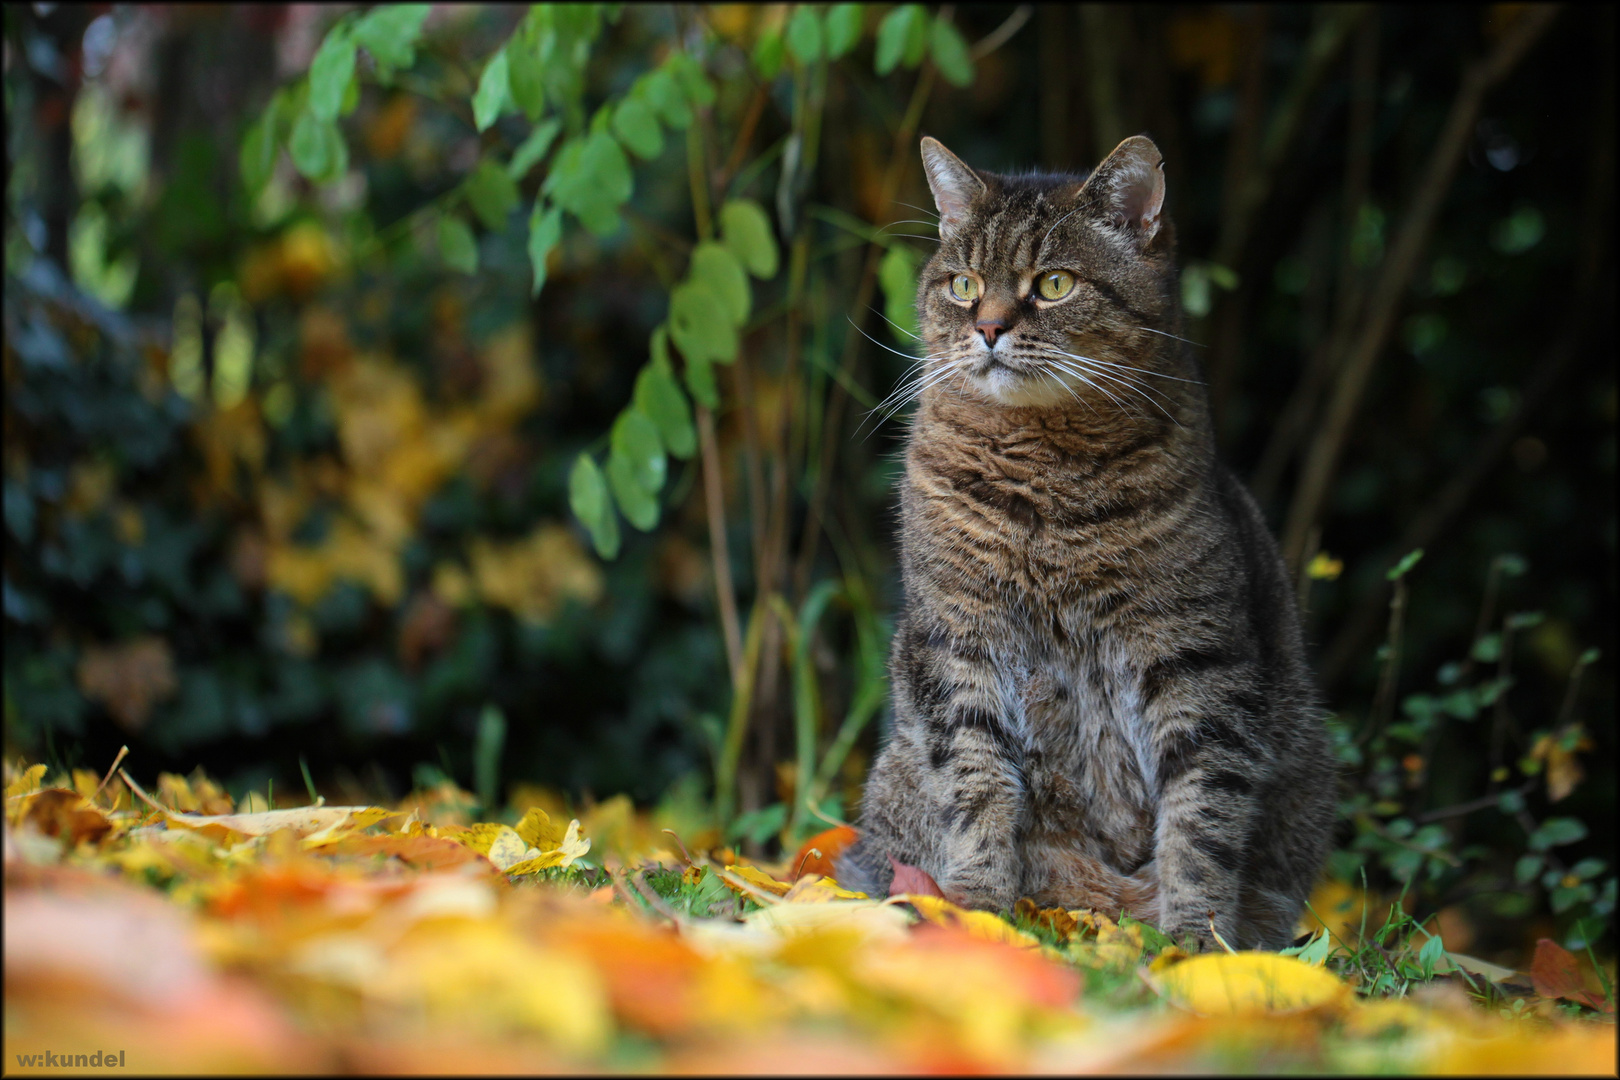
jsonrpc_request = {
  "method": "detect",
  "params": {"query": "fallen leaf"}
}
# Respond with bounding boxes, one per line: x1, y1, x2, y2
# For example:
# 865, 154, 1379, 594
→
16, 788, 114, 846
1146, 951, 1351, 1016
887, 855, 946, 899
792, 824, 858, 879
718, 862, 792, 899
1531, 938, 1612, 1011
906, 894, 1045, 950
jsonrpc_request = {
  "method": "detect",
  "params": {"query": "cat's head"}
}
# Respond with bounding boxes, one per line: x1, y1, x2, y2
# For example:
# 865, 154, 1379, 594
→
914, 136, 1182, 410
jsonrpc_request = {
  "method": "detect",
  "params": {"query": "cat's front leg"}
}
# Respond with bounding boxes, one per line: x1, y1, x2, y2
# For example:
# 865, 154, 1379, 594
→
1151, 712, 1269, 949
902, 623, 1027, 912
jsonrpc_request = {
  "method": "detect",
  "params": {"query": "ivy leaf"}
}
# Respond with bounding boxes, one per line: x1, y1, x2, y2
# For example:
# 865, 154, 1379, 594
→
612, 97, 664, 160
289, 111, 348, 180
527, 203, 563, 297
352, 4, 430, 77
438, 214, 479, 275
689, 242, 751, 326
668, 280, 739, 366
824, 3, 864, 59
719, 199, 779, 279
569, 454, 620, 559
473, 51, 511, 132
787, 5, 825, 64
878, 244, 920, 342
508, 118, 562, 181
640, 68, 692, 130
506, 33, 546, 121
875, 4, 926, 76
239, 113, 278, 195
929, 15, 974, 87
753, 29, 786, 81
464, 159, 520, 231
1530, 817, 1588, 851
308, 23, 357, 122
635, 348, 696, 460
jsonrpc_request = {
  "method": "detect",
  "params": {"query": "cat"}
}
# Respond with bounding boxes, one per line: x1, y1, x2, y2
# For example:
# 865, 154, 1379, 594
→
836, 135, 1335, 951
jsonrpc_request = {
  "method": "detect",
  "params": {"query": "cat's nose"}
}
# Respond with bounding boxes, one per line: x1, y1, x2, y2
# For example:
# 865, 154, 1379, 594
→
976, 319, 1006, 347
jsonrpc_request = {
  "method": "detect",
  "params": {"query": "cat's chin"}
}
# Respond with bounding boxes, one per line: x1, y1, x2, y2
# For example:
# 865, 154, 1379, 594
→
964, 366, 1080, 409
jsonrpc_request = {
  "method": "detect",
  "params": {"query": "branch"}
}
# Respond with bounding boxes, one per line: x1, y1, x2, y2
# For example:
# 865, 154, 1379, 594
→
969, 5, 1033, 61
697, 405, 743, 685
1280, 4, 1561, 569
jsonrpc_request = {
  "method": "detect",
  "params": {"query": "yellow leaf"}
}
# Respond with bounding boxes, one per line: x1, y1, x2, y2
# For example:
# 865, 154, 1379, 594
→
505, 820, 591, 875
719, 863, 793, 899
6, 763, 49, 799
484, 825, 531, 870
906, 895, 1044, 950
781, 874, 869, 902
514, 806, 565, 850
1147, 951, 1351, 1016
160, 805, 379, 839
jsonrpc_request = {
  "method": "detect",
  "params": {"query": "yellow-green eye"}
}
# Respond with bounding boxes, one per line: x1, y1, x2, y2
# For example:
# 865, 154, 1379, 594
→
1036, 270, 1076, 301
949, 274, 979, 301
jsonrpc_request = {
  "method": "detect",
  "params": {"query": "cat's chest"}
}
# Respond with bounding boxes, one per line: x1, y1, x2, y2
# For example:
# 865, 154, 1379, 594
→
1004, 637, 1157, 795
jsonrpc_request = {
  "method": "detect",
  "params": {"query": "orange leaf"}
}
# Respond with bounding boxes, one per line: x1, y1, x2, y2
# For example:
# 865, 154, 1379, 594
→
1531, 938, 1612, 1011
792, 824, 858, 879
887, 856, 945, 899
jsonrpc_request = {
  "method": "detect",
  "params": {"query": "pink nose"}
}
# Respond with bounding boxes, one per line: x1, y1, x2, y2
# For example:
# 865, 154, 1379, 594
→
976, 319, 1005, 346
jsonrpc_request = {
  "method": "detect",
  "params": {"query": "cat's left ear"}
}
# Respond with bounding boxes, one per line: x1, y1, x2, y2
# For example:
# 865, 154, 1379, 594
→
920, 137, 987, 239
1080, 135, 1166, 246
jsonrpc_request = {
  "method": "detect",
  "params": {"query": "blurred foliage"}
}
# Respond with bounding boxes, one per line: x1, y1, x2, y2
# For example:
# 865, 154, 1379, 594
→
3, 3, 1614, 964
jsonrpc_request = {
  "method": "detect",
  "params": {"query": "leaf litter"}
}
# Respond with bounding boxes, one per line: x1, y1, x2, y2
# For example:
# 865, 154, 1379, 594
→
4, 758, 1613, 1074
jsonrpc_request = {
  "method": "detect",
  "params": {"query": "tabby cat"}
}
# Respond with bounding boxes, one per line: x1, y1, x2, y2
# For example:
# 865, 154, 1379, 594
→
836, 135, 1335, 950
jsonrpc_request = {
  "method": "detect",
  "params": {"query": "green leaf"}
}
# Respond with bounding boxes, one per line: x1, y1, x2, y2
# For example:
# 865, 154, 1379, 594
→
640, 68, 692, 130
239, 114, 278, 195
569, 454, 620, 559
635, 346, 696, 460
463, 159, 520, 231
612, 97, 664, 160
612, 409, 666, 494
544, 131, 633, 237
1506, 610, 1545, 631
1207, 262, 1240, 291
824, 3, 864, 59
1385, 548, 1424, 581
288, 111, 347, 180
719, 199, 779, 279
1417, 932, 1446, 977
308, 23, 357, 122
878, 244, 920, 342
352, 4, 430, 75
1181, 263, 1212, 317
753, 30, 786, 80
508, 118, 563, 181
1497, 788, 1526, 814
506, 34, 546, 121
668, 280, 739, 366
1530, 817, 1588, 851
1514, 853, 1543, 884
689, 242, 751, 326
527, 203, 563, 297
667, 51, 716, 107
787, 6, 824, 64
608, 452, 660, 531
438, 214, 479, 275
1571, 858, 1607, 880
928, 15, 973, 87
875, 4, 926, 75
1471, 633, 1502, 663
473, 51, 511, 132
684, 353, 719, 409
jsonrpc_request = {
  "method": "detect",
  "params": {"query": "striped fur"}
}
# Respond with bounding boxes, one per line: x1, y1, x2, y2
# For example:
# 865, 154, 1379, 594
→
837, 137, 1335, 949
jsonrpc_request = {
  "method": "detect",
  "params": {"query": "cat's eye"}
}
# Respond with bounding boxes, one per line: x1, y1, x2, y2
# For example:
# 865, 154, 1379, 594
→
1036, 270, 1077, 301
949, 274, 980, 302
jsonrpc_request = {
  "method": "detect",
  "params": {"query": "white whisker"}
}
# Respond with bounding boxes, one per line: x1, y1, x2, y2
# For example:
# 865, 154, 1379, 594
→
1136, 326, 1208, 349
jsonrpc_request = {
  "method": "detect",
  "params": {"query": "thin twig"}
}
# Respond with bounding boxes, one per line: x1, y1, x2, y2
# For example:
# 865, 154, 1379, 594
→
697, 404, 743, 683
969, 5, 1033, 61
90, 745, 129, 802
1281, 4, 1561, 568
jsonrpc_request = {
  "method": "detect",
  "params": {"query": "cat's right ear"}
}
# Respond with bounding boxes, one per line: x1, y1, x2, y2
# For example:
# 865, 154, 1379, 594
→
921, 137, 986, 239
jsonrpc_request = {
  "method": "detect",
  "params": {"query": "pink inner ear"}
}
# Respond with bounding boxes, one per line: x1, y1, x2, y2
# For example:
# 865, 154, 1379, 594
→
1115, 159, 1165, 235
